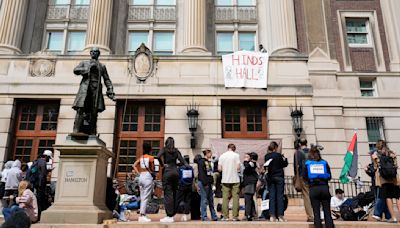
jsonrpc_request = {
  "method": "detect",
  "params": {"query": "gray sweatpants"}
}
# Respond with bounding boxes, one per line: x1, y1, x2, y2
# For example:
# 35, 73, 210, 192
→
139, 172, 154, 215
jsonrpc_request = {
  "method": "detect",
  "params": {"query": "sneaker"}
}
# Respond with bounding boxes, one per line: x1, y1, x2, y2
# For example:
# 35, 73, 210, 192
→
278, 216, 287, 222
372, 215, 382, 221
306, 218, 314, 222
181, 214, 188, 222
221, 217, 230, 221
160, 216, 174, 223
387, 218, 398, 223
138, 216, 151, 223
232, 217, 240, 221
270, 216, 277, 222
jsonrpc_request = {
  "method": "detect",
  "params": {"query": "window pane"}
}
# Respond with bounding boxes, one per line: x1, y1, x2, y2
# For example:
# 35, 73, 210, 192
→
15, 139, 33, 164
118, 140, 137, 173
144, 140, 162, 156
144, 106, 162, 132
47, 32, 64, 52
154, 32, 173, 55
224, 106, 240, 132
238, 0, 254, 6
239, 33, 255, 51
247, 106, 262, 132
73, 0, 89, 5
217, 33, 233, 55
128, 32, 149, 53
346, 20, 367, 33
132, 0, 150, 5
52, 0, 70, 4
157, 0, 175, 5
347, 34, 368, 44
366, 117, 384, 143
216, 0, 232, 5
122, 105, 139, 132
41, 104, 60, 131
19, 105, 37, 131
361, 90, 374, 97
38, 140, 55, 156
360, 81, 373, 89
68, 32, 86, 53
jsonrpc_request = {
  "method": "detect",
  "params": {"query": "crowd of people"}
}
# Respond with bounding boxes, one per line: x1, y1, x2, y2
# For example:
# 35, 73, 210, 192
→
0, 137, 399, 226
0, 150, 53, 226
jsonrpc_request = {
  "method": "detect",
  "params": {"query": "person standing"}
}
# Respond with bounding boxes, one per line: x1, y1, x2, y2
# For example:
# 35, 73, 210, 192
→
293, 138, 313, 222
157, 137, 188, 223
372, 140, 399, 223
242, 152, 259, 221
176, 155, 194, 221
132, 143, 155, 223
4, 160, 22, 207
198, 149, 218, 221
35, 152, 51, 218
1, 161, 14, 207
218, 144, 241, 221
302, 146, 334, 228
264, 141, 288, 222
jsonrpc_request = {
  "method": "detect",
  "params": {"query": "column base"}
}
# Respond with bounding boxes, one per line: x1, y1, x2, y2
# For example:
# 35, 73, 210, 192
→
181, 46, 210, 55
84, 44, 111, 55
0, 45, 22, 54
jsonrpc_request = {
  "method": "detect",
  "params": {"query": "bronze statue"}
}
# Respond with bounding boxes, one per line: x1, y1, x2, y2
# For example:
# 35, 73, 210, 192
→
72, 47, 115, 135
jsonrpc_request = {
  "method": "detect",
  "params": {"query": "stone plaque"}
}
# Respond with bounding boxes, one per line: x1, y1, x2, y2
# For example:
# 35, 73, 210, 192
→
60, 163, 92, 197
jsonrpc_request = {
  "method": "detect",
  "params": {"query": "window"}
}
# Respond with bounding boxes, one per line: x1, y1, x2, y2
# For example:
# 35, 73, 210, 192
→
115, 101, 164, 177
67, 31, 86, 54
47, 31, 64, 53
346, 18, 370, 46
359, 79, 377, 97
156, 0, 175, 5
238, 0, 254, 6
239, 32, 255, 51
217, 32, 233, 55
216, 0, 232, 5
52, 0, 70, 4
128, 31, 149, 53
153, 32, 174, 55
366, 117, 385, 151
74, 0, 89, 5
222, 101, 267, 138
13, 101, 60, 164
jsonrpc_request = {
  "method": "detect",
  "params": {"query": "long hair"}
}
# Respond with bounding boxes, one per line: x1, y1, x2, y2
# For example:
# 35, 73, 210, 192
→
268, 141, 278, 153
377, 140, 392, 156
164, 137, 176, 153
18, 180, 31, 197
308, 146, 322, 161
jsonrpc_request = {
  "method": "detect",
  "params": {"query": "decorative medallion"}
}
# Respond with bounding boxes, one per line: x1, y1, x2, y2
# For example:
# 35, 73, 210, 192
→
29, 51, 56, 77
131, 43, 155, 82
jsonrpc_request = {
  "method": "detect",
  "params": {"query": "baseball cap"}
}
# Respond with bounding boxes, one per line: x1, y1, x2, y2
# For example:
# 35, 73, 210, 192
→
43, 150, 53, 158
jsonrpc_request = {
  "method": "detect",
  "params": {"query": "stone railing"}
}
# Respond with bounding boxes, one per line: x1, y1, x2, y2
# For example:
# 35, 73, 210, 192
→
128, 5, 176, 21
215, 6, 257, 23
47, 4, 89, 21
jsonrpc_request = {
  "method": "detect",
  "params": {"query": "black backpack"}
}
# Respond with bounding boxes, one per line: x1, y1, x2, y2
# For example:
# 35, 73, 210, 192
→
25, 160, 39, 188
379, 155, 397, 179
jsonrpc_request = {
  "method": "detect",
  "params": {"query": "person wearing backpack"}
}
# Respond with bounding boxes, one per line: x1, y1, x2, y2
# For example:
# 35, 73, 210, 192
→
372, 140, 399, 223
302, 146, 334, 228
157, 137, 188, 223
242, 152, 259, 221
198, 149, 218, 221
176, 155, 194, 221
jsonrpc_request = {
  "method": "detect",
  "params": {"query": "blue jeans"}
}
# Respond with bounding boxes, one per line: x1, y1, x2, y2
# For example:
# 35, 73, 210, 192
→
268, 176, 285, 217
198, 181, 217, 220
2, 205, 25, 221
374, 188, 391, 219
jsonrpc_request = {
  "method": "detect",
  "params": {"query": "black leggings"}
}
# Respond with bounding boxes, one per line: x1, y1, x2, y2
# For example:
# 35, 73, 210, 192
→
309, 185, 334, 228
162, 168, 179, 217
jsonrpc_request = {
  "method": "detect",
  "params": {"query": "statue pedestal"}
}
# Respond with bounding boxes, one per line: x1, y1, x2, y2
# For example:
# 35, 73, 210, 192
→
41, 135, 113, 224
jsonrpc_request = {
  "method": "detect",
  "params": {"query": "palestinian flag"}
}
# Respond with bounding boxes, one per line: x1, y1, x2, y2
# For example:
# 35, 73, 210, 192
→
339, 133, 358, 184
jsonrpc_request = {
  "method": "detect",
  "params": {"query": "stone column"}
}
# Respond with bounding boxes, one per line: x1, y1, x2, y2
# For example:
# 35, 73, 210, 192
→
85, 0, 113, 53
0, 0, 29, 54
381, 0, 400, 71
182, 0, 208, 53
266, 0, 298, 55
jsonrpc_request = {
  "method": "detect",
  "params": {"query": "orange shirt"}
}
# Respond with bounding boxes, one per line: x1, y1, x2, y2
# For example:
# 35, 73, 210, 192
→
138, 154, 155, 173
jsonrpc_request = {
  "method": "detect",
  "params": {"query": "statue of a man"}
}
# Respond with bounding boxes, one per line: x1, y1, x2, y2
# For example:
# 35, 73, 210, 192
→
72, 47, 115, 135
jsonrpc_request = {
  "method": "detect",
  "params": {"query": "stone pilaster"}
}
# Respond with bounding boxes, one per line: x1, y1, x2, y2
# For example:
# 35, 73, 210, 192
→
266, 0, 298, 55
85, 0, 113, 53
0, 0, 29, 54
182, 0, 208, 53
381, 0, 400, 71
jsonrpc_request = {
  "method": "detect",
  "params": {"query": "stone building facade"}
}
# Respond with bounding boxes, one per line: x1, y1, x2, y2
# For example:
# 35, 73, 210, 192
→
0, 0, 399, 182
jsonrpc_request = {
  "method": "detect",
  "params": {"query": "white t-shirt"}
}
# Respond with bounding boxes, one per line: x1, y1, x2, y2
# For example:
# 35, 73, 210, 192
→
330, 196, 347, 210
219, 150, 240, 184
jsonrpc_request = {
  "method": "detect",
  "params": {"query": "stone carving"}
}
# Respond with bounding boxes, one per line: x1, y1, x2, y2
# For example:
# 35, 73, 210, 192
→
128, 5, 176, 21
130, 43, 155, 82
29, 51, 56, 77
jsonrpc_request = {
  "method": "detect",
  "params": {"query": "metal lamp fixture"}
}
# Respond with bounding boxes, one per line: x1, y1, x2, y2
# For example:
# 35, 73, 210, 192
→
187, 104, 199, 149
290, 104, 303, 140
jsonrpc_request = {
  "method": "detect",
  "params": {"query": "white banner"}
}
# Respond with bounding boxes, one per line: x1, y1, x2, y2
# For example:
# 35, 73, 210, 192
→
222, 51, 269, 88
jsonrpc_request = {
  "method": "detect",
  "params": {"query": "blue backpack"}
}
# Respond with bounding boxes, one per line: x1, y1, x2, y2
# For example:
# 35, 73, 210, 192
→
178, 166, 194, 186
305, 160, 330, 181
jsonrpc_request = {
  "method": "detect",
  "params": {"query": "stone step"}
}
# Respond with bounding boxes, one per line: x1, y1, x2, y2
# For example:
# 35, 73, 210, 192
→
31, 221, 400, 228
